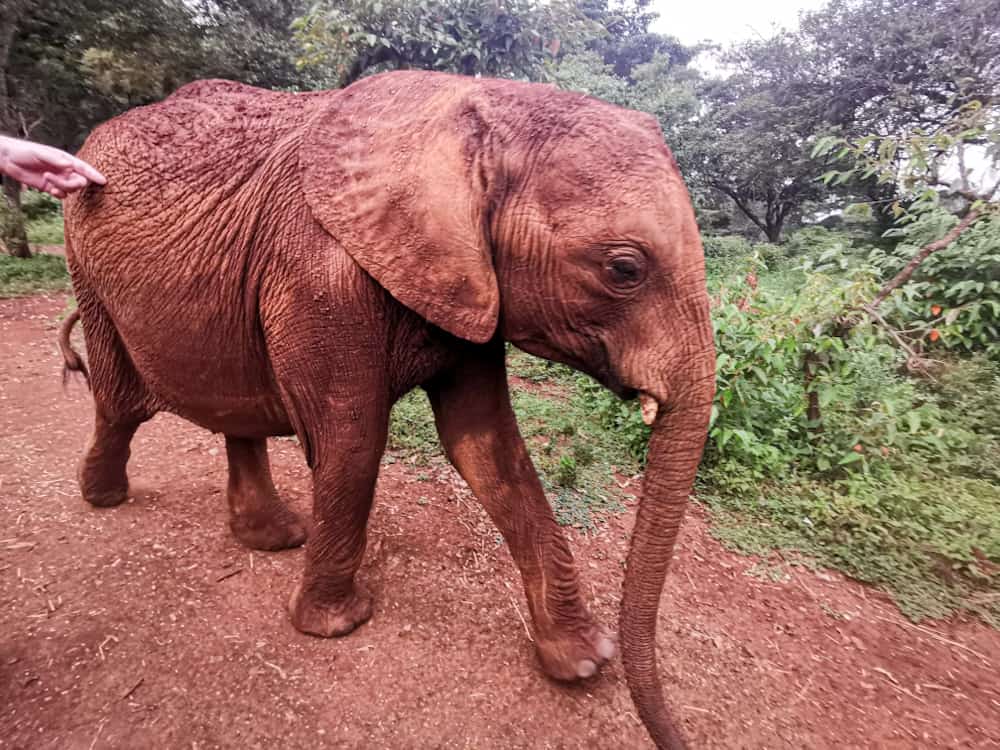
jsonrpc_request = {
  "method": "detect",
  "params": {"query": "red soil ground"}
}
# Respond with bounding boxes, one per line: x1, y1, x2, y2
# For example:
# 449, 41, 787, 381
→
2, 294, 999, 749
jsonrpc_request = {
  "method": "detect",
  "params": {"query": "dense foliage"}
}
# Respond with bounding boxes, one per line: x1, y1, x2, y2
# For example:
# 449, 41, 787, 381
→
293, 0, 597, 86
5, 0, 999, 250
582, 229, 1000, 624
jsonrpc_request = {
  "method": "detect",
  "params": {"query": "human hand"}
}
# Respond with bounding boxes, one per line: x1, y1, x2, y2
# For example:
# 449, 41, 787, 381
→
0, 135, 106, 199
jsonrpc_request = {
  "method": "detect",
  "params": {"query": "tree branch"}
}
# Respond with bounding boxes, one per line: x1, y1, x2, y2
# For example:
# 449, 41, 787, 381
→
859, 304, 922, 361
869, 208, 982, 309
715, 184, 769, 236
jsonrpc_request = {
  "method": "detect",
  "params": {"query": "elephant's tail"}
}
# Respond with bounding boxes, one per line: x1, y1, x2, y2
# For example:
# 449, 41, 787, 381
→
58, 309, 90, 389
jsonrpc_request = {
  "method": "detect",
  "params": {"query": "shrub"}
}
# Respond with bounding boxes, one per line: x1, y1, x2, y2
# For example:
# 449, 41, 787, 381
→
753, 242, 786, 268
784, 226, 852, 258
20, 191, 61, 220
575, 375, 650, 463
702, 234, 752, 258
875, 210, 1000, 359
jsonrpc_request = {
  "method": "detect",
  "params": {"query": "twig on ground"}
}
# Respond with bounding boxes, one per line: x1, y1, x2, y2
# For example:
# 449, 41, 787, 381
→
97, 635, 118, 661
873, 666, 899, 684
263, 661, 287, 679
121, 677, 144, 701
874, 615, 991, 665
503, 581, 533, 642
215, 568, 243, 583
681, 704, 713, 714
794, 674, 815, 703
88, 719, 107, 750
0, 541, 36, 551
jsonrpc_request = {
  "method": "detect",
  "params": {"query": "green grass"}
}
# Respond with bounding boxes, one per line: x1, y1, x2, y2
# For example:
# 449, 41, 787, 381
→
701, 473, 1000, 626
26, 212, 65, 244
506, 346, 576, 384
0, 252, 70, 297
386, 353, 635, 531
0, 203, 68, 296
386, 390, 441, 458
511, 387, 631, 529
21, 194, 65, 245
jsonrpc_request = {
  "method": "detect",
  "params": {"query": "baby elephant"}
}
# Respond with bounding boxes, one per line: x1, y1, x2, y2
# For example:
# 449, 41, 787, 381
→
62, 71, 714, 749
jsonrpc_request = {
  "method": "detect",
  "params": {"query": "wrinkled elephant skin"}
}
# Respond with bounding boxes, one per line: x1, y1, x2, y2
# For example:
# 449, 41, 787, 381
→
62, 71, 715, 749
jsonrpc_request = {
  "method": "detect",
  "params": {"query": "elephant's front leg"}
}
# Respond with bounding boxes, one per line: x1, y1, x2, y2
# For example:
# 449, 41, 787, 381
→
287, 396, 389, 638
427, 341, 615, 681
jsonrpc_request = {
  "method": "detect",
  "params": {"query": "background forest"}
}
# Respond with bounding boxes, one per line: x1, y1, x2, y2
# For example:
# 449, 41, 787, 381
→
1, 0, 998, 624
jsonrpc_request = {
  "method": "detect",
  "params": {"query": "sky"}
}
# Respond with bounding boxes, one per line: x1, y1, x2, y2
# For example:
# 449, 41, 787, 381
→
648, 0, 828, 47
646, 0, 997, 186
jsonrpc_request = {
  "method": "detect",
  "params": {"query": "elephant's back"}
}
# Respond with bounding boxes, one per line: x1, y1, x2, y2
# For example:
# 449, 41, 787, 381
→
64, 80, 332, 260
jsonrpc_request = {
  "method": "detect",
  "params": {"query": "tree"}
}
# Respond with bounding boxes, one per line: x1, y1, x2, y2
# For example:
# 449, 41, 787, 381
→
549, 4, 707, 218
681, 34, 830, 243
578, 0, 695, 80
796, 0, 1000, 230
814, 94, 1000, 362
1, 0, 32, 256
678, 0, 1000, 243
1, 0, 309, 256
797, 0, 1000, 136
1, 0, 212, 255
293, 0, 598, 87
190, 0, 312, 91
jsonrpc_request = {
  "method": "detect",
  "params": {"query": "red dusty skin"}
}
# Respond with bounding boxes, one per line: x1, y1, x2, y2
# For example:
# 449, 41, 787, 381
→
621, 383, 715, 749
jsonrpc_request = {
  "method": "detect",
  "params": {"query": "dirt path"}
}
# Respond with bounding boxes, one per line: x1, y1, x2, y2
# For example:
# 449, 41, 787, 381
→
2, 294, 998, 749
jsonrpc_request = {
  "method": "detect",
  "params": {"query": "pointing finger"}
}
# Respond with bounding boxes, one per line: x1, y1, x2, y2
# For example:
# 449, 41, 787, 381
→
76, 160, 107, 185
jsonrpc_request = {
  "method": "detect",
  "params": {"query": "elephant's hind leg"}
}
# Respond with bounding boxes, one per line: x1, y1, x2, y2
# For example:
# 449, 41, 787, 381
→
225, 437, 307, 551
74, 289, 153, 508
79, 414, 144, 507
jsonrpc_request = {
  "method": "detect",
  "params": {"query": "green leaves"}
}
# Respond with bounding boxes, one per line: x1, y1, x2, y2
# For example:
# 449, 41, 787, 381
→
876, 210, 1000, 360
810, 134, 841, 159
293, 0, 598, 85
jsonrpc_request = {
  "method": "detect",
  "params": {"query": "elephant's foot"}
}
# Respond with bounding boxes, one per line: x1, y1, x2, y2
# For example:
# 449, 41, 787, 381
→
225, 436, 306, 550
82, 484, 129, 508
288, 581, 372, 637
534, 618, 616, 681
230, 504, 307, 551
78, 463, 129, 508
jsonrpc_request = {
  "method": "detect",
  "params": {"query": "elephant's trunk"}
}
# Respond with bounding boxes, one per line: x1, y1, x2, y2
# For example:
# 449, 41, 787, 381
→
621, 373, 714, 749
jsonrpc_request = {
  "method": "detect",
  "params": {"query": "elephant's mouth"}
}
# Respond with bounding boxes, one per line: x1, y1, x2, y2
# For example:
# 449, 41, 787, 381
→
619, 385, 639, 400
586, 338, 637, 400
592, 369, 636, 401
513, 335, 637, 400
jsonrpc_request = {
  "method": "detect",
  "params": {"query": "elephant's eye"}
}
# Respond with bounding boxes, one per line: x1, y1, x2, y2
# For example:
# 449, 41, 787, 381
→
606, 253, 646, 289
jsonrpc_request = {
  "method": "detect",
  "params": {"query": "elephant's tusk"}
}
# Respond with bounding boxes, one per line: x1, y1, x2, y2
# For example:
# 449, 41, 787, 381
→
638, 393, 659, 426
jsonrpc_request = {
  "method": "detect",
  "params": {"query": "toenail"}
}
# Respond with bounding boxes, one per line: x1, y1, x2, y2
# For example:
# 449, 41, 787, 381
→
597, 637, 616, 660
576, 659, 597, 678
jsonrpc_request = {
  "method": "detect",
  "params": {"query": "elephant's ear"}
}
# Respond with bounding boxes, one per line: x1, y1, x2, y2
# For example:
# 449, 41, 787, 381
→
301, 72, 499, 344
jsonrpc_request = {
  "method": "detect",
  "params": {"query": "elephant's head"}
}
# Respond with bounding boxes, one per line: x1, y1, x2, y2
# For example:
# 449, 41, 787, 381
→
302, 71, 715, 749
